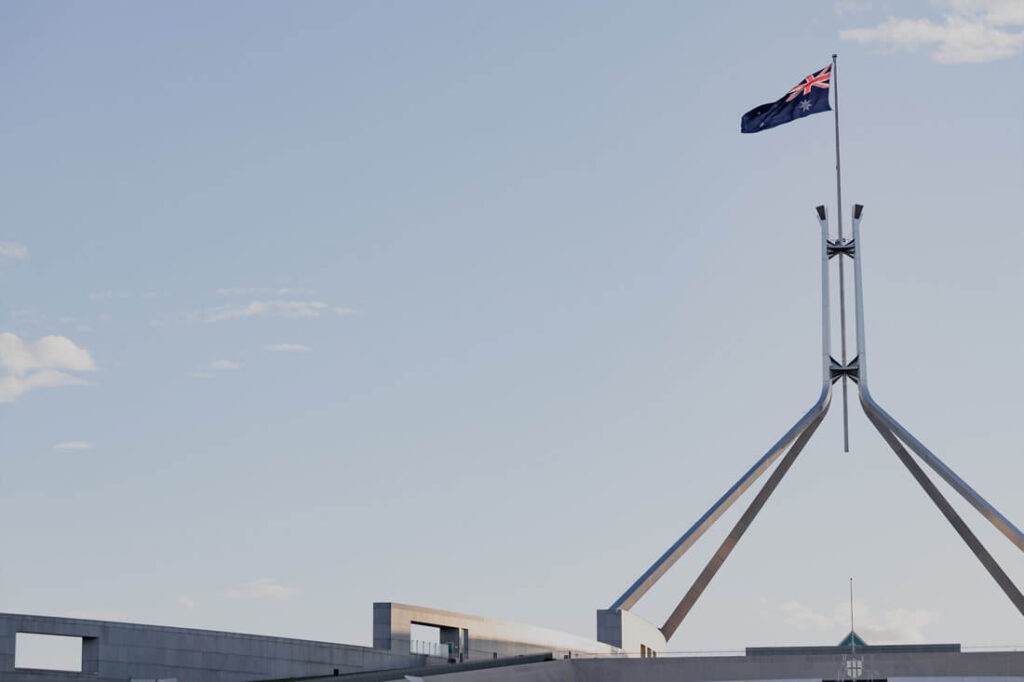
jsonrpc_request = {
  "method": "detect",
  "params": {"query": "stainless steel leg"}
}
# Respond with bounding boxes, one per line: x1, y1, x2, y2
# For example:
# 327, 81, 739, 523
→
862, 402, 1024, 616
660, 411, 828, 640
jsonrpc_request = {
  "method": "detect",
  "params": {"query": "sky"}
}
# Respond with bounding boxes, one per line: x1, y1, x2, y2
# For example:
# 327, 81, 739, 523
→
2, 0, 1024, 663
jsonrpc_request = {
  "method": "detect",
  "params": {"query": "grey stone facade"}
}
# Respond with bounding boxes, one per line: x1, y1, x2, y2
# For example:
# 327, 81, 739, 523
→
0, 613, 423, 682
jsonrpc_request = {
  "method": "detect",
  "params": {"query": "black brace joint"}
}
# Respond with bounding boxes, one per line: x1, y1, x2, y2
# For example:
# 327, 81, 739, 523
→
830, 355, 859, 384
827, 239, 856, 260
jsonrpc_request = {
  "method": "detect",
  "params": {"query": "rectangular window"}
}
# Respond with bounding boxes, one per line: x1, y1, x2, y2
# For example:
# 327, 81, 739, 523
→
410, 623, 448, 657
15, 633, 83, 672
410, 622, 440, 645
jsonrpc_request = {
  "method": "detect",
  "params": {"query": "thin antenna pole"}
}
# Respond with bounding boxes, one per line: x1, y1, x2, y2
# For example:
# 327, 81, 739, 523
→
849, 577, 855, 656
833, 53, 850, 453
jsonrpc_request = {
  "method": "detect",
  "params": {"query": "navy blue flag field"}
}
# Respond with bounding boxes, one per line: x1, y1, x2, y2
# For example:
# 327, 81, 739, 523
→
741, 63, 832, 133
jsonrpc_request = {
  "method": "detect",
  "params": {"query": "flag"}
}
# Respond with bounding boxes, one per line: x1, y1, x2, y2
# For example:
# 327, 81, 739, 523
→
741, 64, 832, 134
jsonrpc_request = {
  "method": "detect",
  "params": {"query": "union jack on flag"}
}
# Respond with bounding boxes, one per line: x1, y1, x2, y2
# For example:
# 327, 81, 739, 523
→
741, 63, 832, 133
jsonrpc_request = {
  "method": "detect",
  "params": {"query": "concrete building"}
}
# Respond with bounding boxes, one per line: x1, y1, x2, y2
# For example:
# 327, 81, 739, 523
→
420, 649, 1024, 682
4, 608, 1023, 682
372, 603, 629, 660
0, 604, 639, 682
1, 611, 421, 682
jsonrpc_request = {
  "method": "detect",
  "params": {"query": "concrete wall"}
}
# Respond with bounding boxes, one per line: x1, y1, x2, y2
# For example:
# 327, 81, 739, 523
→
0, 613, 424, 682
374, 603, 621, 661
406, 659, 576, 682
571, 650, 1024, 681
594, 610, 665, 656
383, 651, 1024, 682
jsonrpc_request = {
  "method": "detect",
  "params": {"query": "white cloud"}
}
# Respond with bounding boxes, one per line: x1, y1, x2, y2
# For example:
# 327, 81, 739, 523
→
190, 360, 242, 377
775, 599, 935, 644
0, 242, 28, 259
780, 600, 836, 630
0, 333, 96, 402
0, 370, 89, 403
949, 0, 1024, 25
834, 0, 872, 17
0, 333, 97, 375
224, 578, 296, 599
151, 297, 356, 327
216, 286, 316, 297
202, 299, 356, 323
53, 441, 94, 451
264, 343, 312, 353
858, 607, 936, 643
841, 0, 1024, 63
88, 290, 162, 301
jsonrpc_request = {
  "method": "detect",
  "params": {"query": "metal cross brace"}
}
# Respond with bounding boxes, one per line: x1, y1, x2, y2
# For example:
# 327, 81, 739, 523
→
608, 204, 1024, 642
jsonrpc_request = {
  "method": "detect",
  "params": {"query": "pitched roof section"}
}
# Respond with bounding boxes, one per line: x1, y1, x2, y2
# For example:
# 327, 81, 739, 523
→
837, 631, 867, 647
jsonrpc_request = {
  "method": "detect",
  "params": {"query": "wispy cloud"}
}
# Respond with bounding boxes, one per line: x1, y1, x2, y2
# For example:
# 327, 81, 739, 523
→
779, 600, 836, 631
151, 295, 357, 327
201, 300, 357, 323
216, 286, 316, 297
834, 0, 872, 18
774, 599, 935, 644
223, 578, 296, 599
88, 290, 163, 301
0, 333, 96, 402
264, 343, 312, 353
0, 370, 89, 403
190, 359, 243, 377
53, 441, 94, 451
6, 311, 100, 336
0, 242, 28, 260
841, 0, 1024, 63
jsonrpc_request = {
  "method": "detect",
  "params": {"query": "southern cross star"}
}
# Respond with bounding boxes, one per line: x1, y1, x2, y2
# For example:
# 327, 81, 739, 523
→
799, 99, 813, 112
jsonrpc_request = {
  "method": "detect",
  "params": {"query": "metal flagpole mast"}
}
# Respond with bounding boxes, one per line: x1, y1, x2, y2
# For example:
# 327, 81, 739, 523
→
604, 61, 1024, 647
849, 578, 855, 656
832, 53, 851, 452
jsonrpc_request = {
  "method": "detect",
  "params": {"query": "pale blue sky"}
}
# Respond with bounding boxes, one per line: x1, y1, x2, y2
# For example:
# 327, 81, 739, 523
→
2, 0, 1023, 655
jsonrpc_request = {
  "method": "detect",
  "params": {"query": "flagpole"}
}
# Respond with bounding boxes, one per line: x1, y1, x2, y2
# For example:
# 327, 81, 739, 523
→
833, 53, 850, 453
849, 577, 855, 655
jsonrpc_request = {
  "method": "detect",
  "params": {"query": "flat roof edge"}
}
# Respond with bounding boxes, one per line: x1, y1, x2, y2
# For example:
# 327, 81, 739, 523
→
746, 643, 962, 656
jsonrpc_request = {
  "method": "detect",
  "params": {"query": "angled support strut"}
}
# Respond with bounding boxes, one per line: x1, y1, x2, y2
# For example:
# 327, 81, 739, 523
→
609, 206, 835, 622
660, 409, 828, 639
863, 408, 1024, 614
608, 203, 1024, 645
850, 204, 1024, 615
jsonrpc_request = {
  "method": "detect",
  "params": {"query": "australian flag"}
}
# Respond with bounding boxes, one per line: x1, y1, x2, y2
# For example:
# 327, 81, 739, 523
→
741, 64, 832, 133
